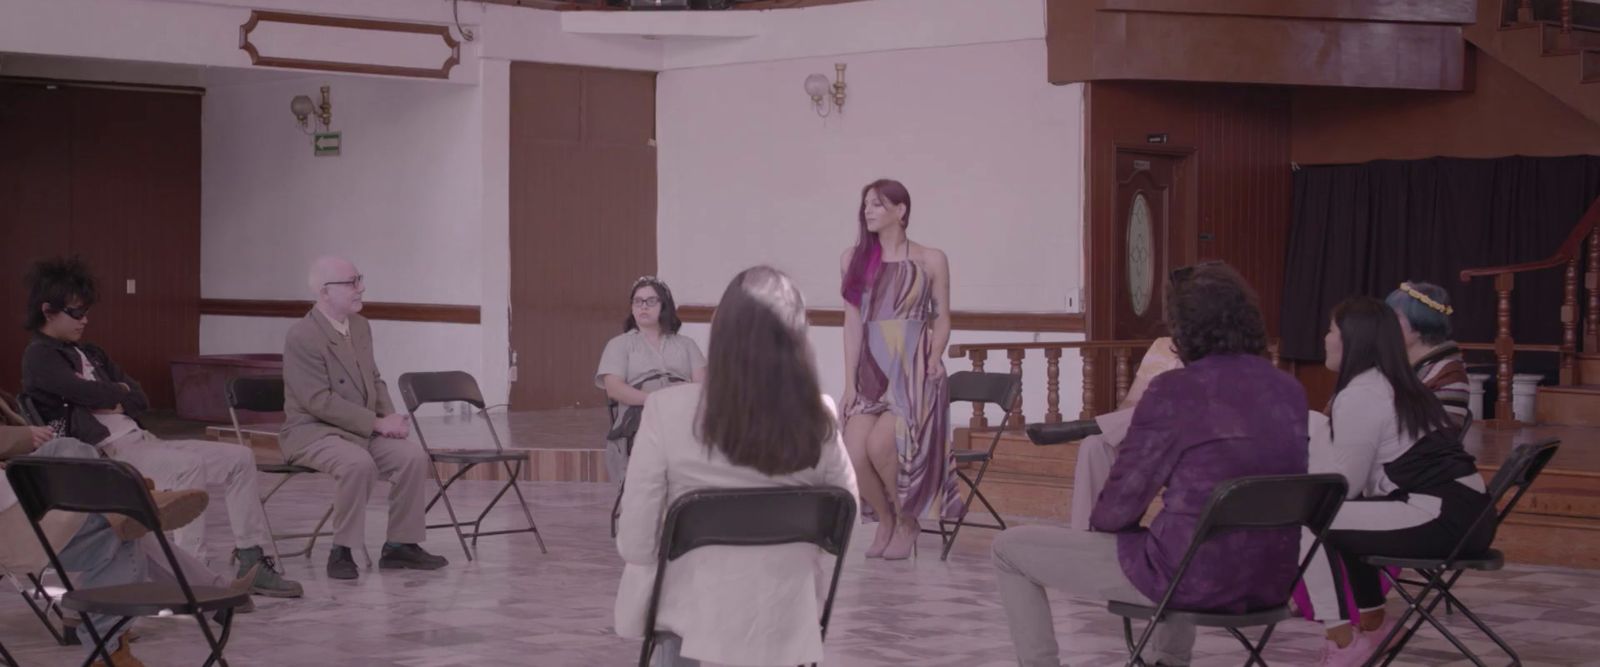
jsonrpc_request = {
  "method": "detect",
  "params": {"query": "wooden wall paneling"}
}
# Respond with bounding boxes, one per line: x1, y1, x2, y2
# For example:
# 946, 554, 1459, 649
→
1291, 50, 1600, 163
0, 83, 73, 394
1048, 0, 1472, 91
0, 83, 200, 407
509, 63, 657, 410
67, 87, 202, 409
199, 299, 480, 324
1084, 81, 1293, 411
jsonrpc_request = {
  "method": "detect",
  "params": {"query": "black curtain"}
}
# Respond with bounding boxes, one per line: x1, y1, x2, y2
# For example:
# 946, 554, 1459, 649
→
1280, 156, 1600, 364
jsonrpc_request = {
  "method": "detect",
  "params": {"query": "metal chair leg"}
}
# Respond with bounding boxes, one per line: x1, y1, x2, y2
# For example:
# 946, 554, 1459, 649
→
429, 466, 475, 561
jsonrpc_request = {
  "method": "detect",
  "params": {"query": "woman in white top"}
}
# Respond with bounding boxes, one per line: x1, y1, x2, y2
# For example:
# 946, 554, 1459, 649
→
614, 266, 859, 667
1306, 296, 1492, 667
596, 276, 707, 482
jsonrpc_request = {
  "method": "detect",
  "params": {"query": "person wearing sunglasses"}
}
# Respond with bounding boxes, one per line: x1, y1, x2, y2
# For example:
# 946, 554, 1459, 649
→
19, 257, 304, 599
596, 276, 706, 484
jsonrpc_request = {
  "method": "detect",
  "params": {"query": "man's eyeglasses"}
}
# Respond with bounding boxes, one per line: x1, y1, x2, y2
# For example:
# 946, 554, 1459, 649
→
632, 297, 661, 308
56, 305, 90, 320
324, 275, 364, 289
1169, 260, 1224, 284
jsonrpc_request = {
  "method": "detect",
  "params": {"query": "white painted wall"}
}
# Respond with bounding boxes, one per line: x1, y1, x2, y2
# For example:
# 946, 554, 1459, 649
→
657, 40, 1083, 311
658, 35, 1087, 419
198, 68, 499, 407
4, 0, 1083, 412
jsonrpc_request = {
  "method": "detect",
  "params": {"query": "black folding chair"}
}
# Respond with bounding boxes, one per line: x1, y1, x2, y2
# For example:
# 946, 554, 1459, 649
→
398, 371, 546, 561
5, 457, 251, 667
1360, 438, 1561, 667
921, 371, 1022, 561
225, 376, 339, 561
1109, 474, 1348, 667
5, 566, 81, 647
4, 395, 84, 647
16, 394, 45, 427
0, 619, 14, 667
607, 398, 642, 539
639, 487, 855, 667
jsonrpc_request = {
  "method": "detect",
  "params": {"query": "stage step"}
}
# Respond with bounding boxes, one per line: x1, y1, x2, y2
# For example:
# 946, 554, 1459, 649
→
1579, 352, 1600, 383
1535, 384, 1600, 427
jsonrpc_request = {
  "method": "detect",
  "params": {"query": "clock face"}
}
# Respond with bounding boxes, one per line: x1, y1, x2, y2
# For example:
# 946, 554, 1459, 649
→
1127, 193, 1155, 317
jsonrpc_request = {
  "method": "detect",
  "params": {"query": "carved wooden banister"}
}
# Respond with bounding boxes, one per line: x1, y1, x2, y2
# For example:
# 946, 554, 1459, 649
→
948, 340, 1157, 429
1458, 195, 1600, 428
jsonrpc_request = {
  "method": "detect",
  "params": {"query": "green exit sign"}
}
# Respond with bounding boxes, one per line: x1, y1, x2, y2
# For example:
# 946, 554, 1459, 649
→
313, 132, 341, 156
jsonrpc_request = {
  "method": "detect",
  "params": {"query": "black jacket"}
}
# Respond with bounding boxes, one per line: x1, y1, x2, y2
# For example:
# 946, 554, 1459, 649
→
20, 335, 148, 445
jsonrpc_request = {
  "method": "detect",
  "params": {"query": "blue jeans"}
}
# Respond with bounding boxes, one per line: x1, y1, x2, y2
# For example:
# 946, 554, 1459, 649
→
33, 438, 144, 657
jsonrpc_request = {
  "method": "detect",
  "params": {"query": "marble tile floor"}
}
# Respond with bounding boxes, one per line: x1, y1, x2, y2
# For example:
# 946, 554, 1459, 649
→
4, 479, 1600, 666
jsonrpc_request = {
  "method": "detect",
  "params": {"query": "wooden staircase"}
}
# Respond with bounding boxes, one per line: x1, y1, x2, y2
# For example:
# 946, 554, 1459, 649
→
1464, 0, 1600, 126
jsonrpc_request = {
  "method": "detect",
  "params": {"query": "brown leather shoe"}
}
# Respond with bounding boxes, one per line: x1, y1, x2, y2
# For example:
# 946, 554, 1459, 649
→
89, 632, 145, 667
105, 489, 209, 542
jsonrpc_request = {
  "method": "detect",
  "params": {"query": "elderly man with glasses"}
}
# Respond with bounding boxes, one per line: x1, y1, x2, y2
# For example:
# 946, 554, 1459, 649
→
19, 257, 304, 599
280, 256, 447, 580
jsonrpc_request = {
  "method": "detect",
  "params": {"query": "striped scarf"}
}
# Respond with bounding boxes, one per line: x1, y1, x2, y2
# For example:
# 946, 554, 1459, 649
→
1414, 342, 1470, 420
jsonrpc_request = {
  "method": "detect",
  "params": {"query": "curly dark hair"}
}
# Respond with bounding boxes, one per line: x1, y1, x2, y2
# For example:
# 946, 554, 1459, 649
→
24, 256, 97, 332
1165, 261, 1268, 364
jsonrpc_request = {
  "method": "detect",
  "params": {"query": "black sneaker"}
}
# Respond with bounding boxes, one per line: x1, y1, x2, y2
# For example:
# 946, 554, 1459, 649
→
1024, 418, 1103, 445
378, 543, 448, 571
327, 546, 359, 580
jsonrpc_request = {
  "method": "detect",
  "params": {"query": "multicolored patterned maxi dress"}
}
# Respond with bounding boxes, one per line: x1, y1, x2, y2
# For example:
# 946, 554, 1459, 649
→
845, 259, 963, 522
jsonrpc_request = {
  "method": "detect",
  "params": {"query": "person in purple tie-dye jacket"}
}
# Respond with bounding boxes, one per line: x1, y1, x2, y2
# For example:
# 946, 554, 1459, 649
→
993, 262, 1309, 667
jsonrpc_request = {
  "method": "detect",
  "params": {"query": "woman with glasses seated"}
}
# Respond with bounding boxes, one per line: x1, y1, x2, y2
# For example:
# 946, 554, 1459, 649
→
613, 266, 858, 667
596, 276, 707, 483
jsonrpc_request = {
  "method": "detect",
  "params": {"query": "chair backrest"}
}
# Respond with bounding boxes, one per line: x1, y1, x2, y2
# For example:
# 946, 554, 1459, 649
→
1150, 474, 1347, 615
17, 394, 46, 427
947, 371, 1022, 410
1190, 473, 1348, 546
397, 371, 502, 452
642, 487, 856, 659
225, 376, 285, 414
1456, 410, 1474, 443
397, 371, 486, 413
4, 457, 203, 602
1484, 438, 1560, 523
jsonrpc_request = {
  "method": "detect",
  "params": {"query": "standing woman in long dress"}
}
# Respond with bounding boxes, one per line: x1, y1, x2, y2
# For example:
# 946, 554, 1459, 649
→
840, 178, 958, 560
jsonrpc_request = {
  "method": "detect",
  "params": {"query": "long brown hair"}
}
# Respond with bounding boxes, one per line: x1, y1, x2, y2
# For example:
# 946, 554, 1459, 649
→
699, 266, 836, 475
841, 179, 911, 307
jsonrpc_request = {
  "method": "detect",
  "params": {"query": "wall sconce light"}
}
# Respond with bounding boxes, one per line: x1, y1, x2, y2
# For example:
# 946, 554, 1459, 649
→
290, 85, 333, 134
804, 63, 846, 117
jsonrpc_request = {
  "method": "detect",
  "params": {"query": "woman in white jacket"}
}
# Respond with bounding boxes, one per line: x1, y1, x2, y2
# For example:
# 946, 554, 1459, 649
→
614, 265, 859, 667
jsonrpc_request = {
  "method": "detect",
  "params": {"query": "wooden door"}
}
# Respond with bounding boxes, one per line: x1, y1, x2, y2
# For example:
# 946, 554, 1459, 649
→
1111, 150, 1190, 341
0, 83, 199, 406
508, 63, 656, 410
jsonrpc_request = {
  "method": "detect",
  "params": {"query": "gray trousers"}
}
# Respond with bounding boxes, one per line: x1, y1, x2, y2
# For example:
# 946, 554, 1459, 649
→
993, 526, 1195, 666
290, 435, 432, 548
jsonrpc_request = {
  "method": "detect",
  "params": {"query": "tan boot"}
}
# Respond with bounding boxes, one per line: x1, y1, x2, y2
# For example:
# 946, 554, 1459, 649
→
88, 632, 145, 667
105, 489, 209, 542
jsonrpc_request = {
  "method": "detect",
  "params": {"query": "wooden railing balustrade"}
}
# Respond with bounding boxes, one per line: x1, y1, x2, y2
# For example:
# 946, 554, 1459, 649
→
1459, 196, 1600, 428
946, 340, 1281, 431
